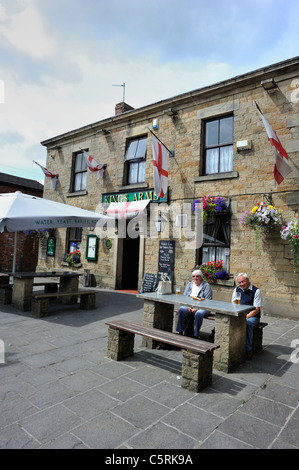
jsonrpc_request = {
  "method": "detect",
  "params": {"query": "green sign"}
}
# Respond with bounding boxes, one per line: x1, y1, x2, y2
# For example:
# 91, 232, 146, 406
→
102, 189, 167, 205
47, 236, 56, 257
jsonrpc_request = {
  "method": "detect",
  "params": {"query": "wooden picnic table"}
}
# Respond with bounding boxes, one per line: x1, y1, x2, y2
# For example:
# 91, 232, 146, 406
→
137, 292, 253, 373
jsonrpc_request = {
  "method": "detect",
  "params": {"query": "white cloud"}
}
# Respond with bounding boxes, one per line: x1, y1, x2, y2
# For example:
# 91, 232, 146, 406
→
0, 3, 56, 59
0, 0, 298, 183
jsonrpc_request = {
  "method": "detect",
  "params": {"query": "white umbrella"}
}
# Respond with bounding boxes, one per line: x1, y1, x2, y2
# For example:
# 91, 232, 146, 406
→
0, 191, 110, 272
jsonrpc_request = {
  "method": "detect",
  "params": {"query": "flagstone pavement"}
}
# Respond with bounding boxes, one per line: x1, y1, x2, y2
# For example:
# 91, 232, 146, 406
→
0, 288, 298, 450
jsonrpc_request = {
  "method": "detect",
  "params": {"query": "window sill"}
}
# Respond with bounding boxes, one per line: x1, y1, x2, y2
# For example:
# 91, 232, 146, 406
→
194, 171, 238, 183
67, 190, 88, 197
214, 278, 235, 287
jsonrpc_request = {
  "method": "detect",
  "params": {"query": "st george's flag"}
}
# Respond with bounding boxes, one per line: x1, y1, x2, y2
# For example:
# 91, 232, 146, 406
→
151, 133, 168, 198
83, 151, 107, 179
256, 103, 291, 187
33, 160, 58, 189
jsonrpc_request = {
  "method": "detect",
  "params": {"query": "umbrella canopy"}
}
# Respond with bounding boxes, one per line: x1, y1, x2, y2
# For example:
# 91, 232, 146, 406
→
0, 191, 109, 232
0, 191, 110, 272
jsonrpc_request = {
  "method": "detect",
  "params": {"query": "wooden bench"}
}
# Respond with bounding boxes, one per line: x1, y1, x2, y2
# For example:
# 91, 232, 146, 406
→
105, 319, 220, 392
33, 282, 58, 293
32, 290, 98, 318
0, 285, 13, 304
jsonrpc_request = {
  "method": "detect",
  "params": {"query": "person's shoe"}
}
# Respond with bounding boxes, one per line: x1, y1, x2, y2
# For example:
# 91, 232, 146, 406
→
245, 350, 253, 360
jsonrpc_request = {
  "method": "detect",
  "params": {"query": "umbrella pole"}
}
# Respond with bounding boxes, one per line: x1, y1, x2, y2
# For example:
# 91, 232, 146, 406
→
12, 232, 17, 274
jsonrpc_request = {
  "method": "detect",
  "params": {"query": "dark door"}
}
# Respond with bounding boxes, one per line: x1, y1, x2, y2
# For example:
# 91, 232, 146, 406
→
121, 234, 140, 289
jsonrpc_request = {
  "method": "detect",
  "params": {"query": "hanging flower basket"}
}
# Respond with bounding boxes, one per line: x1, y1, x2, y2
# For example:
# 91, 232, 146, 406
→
240, 202, 282, 251
280, 217, 299, 275
23, 229, 53, 248
192, 195, 227, 220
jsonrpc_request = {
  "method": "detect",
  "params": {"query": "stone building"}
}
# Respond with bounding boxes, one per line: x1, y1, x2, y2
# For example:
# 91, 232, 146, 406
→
40, 56, 299, 319
0, 172, 43, 272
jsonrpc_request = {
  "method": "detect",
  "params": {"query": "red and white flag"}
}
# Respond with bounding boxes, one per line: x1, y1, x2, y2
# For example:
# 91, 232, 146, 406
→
151, 133, 168, 198
83, 151, 106, 179
256, 104, 291, 187
33, 160, 58, 189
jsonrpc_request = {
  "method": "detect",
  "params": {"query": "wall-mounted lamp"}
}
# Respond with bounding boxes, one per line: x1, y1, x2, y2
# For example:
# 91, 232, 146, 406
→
236, 140, 252, 151
163, 108, 178, 118
261, 78, 277, 90
154, 211, 168, 233
98, 129, 110, 135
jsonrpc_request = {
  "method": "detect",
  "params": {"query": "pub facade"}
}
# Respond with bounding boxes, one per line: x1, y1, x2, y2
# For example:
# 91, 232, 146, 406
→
39, 56, 299, 319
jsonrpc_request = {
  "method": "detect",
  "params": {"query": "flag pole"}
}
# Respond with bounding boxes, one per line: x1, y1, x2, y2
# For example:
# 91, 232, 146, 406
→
255, 101, 263, 114
148, 128, 175, 157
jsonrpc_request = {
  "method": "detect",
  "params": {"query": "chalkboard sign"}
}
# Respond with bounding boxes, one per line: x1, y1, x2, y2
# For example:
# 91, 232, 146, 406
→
158, 240, 175, 281
140, 273, 158, 293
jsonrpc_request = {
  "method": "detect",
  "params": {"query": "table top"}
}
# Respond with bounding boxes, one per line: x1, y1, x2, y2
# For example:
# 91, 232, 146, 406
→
137, 292, 253, 317
2, 271, 82, 279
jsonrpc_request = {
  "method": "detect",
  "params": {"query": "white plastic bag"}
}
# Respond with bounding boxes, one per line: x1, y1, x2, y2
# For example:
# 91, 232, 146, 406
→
156, 274, 172, 295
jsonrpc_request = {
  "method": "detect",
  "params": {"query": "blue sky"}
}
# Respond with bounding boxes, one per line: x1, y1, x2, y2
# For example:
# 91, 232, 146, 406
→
0, 0, 298, 183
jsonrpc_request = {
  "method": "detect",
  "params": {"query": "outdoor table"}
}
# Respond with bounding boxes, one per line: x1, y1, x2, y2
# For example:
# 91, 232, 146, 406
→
9, 271, 82, 312
137, 292, 253, 373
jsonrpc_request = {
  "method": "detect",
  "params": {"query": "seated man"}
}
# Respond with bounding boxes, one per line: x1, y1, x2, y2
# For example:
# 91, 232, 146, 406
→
232, 272, 263, 360
176, 269, 212, 338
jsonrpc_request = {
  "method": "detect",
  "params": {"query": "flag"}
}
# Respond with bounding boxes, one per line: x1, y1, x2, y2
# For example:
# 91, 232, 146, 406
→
151, 133, 168, 198
83, 151, 106, 179
256, 103, 291, 187
33, 160, 58, 189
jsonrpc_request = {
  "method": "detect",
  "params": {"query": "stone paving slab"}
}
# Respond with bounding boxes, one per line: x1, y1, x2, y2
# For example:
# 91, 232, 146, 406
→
0, 289, 298, 450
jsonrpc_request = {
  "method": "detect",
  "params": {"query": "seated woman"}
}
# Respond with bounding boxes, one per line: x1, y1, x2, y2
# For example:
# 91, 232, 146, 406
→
175, 269, 213, 338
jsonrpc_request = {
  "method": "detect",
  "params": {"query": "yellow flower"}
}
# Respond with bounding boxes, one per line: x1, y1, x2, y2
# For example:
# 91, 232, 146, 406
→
268, 205, 276, 210
251, 206, 258, 214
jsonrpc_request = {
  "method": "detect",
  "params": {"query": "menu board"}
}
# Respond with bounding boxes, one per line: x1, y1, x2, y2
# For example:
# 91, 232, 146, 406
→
140, 273, 158, 293
158, 240, 175, 281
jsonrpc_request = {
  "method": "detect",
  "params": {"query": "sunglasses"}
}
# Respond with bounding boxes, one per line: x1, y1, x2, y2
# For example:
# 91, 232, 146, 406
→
192, 275, 200, 278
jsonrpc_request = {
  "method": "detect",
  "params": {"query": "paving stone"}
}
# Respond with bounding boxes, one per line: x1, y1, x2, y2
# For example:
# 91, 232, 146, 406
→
162, 403, 223, 441
217, 410, 281, 448
127, 421, 198, 449
72, 411, 139, 449
112, 395, 170, 429
19, 404, 84, 445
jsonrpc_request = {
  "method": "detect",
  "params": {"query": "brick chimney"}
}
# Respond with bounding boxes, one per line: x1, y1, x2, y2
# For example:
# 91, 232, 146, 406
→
115, 102, 134, 116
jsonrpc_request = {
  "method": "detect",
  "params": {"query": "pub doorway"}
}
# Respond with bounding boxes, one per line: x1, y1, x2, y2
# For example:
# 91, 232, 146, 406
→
120, 233, 140, 290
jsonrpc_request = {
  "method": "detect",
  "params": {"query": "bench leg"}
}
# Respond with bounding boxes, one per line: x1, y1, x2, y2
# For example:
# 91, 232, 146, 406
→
80, 293, 96, 310
106, 326, 135, 361
252, 325, 264, 353
181, 349, 214, 392
32, 298, 49, 318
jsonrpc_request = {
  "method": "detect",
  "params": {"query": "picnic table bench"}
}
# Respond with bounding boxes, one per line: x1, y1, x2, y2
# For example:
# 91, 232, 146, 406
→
32, 290, 97, 317
176, 310, 268, 353
137, 292, 254, 372
105, 319, 220, 392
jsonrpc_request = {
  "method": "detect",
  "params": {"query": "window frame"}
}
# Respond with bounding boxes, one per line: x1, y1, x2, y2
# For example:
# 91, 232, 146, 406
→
124, 135, 147, 185
203, 114, 234, 175
72, 151, 88, 192
197, 213, 231, 273
66, 227, 82, 254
